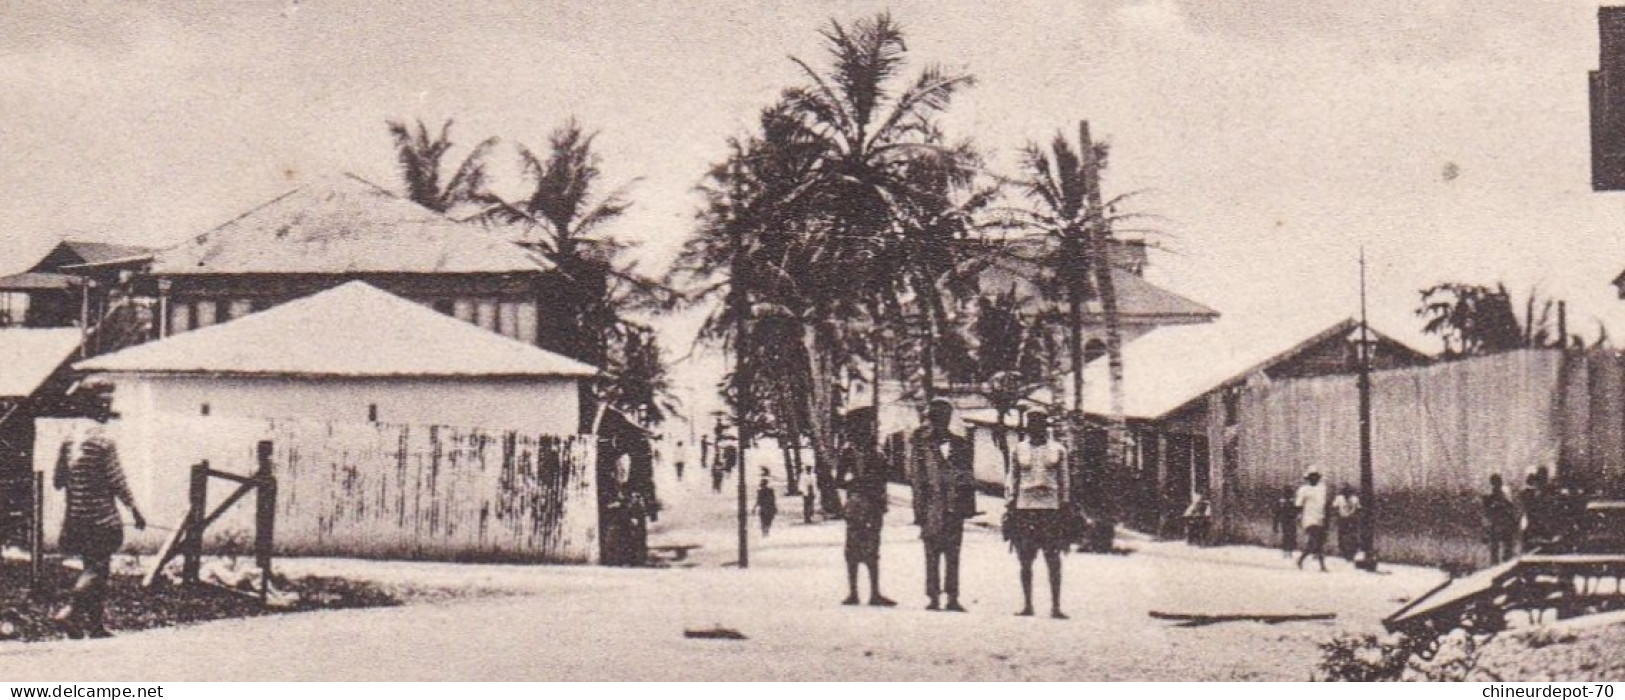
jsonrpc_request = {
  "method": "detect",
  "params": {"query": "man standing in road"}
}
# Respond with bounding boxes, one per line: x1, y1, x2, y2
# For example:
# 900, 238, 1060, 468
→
911, 399, 974, 612
1295, 470, 1330, 572
53, 391, 145, 639
1482, 473, 1519, 565
1004, 410, 1071, 619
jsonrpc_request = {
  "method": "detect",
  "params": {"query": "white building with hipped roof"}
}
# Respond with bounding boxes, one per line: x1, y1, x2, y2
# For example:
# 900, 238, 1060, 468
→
48, 281, 602, 559
76, 280, 597, 435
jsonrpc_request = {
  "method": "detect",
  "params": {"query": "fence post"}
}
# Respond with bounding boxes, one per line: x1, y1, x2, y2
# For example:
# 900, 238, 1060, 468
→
30, 470, 43, 588
254, 440, 275, 604
183, 461, 208, 584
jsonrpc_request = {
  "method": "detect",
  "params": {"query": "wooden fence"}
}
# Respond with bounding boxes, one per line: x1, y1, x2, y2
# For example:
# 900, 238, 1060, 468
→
36, 415, 597, 563
1226, 350, 1564, 569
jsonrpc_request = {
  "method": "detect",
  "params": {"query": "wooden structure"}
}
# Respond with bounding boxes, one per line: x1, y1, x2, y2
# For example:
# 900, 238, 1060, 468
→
0, 470, 45, 587
1233, 349, 1625, 568
960, 317, 1429, 535
1384, 501, 1625, 655
147, 443, 278, 602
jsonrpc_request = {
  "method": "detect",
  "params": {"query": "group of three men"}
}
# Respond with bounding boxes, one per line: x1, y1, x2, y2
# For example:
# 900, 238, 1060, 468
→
841, 399, 1079, 619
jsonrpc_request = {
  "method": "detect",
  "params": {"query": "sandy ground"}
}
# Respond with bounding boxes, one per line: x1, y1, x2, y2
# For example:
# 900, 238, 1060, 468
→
0, 451, 1464, 681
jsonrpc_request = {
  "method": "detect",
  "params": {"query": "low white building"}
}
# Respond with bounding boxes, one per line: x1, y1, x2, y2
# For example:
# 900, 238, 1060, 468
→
76, 280, 596, 434
54, 282, 602, 558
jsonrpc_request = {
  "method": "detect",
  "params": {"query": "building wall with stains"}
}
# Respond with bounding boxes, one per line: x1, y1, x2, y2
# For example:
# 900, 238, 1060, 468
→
36, 414, 598, 563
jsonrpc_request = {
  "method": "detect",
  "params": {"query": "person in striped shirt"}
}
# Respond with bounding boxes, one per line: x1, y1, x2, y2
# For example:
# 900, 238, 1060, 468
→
52, 396, 144, 639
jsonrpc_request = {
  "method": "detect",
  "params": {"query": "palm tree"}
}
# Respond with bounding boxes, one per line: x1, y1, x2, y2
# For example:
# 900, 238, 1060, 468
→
385, 118, 496, 213
1006, 121, 1134, 517
676, 14, 979, 514
1417, 283, 1598, 357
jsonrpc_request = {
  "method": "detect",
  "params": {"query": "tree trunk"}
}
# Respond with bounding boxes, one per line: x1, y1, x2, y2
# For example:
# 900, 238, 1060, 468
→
1081, 119, 1126, 524
800, 323, 843, 515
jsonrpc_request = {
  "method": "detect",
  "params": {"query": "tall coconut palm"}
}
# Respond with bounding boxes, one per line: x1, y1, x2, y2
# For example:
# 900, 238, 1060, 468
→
786, 12, 980, 510
385, 118, 496, 213
1007, 122, 1132, 514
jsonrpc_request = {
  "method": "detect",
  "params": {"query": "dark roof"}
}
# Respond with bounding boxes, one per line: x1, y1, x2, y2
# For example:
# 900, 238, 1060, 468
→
28, 240, 154, 273
60, 241, 154, 265
148, 173, 553, 276
0, 271, 79, 291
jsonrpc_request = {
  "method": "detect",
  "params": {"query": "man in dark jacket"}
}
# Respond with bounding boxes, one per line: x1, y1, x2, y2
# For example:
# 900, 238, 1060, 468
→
1482, 473, 1519, 565
911, 399, 975, 612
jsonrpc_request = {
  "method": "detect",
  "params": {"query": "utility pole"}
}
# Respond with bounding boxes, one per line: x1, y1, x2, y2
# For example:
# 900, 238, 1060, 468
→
1357, 248, 1378, 572
727, 160, 750, 570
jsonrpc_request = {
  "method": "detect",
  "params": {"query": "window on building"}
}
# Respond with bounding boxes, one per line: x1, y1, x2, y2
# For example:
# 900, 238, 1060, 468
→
194, 300, 217, 328
169, 303, 193, 334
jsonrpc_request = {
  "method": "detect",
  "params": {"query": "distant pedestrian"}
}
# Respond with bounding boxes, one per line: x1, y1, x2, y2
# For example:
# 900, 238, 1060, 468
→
752, 479, 777, 536
1295, 470, 1329, 572
1004, 410, 1071, 619
1331, 485, 1361, 562
840, 420, 895, 607
799, 468, 817, 524
1181, 491, 1212, 546
1482, 473, 1519, 565
700, 436, 711, 474
674, 440, 686, 481
1272, 488, 1299, 558
911, 399, 974, 612
1519, 467, 1552, 552
53, 393, 145, 639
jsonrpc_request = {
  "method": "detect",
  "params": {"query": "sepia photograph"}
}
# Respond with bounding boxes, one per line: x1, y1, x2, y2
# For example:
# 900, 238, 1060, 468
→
1, 0, 1624, 684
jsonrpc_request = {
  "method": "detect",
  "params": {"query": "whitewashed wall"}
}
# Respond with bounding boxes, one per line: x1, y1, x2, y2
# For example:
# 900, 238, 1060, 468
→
36, 415, 598, 563
108, 374, 580, 436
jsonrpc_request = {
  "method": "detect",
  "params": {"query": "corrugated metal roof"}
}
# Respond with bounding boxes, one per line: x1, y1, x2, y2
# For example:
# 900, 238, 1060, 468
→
0, 329, 82, 397
1052, 316, 1424, 420
148, 173, 552, 275
77, 281, 598, 378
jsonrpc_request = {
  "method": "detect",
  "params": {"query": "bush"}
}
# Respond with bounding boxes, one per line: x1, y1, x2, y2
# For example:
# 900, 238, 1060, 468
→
1316, 630, 1492, 682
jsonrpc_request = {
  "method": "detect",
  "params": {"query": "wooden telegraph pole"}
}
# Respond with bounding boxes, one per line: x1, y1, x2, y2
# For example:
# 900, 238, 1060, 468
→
727, 161, 750, 570
1357, 249, 1378, 571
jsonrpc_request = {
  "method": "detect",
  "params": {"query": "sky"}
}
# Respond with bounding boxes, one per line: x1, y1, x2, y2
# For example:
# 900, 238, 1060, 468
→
2, 0, 1623, 414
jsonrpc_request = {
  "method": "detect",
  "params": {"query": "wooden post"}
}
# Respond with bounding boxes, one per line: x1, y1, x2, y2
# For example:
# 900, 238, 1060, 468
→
256, 477, 276, 604
30, 470, 43, 587
183, 461, 208, 584
1154, 432, 1169, 537
254, 441, 275, 604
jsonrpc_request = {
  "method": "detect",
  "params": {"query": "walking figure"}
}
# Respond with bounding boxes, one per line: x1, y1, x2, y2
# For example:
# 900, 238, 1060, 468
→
911, 399, 974, 612
752, 478, 777, 536
674, 440, 686, 481
1295, 470, 1329, 572
1519, 466, 1552, 552
1482, 473, 1518, 565
1003, 410, 1071, 619
840, 420, 895, 607
1331, 485, 1361, 562
53, 393, 145, 639
1271, 487, 1298, 558
800, 467, 817, 524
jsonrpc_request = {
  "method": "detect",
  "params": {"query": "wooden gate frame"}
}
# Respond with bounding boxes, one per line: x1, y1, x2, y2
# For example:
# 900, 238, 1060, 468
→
142, 440, 278, 603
